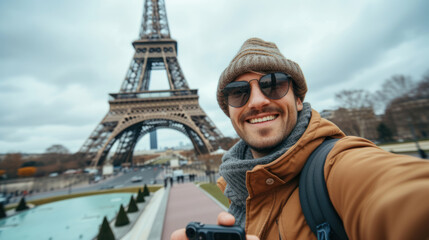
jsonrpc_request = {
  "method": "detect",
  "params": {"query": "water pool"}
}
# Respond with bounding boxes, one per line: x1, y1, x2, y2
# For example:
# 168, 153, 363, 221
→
0, 193, 133, 240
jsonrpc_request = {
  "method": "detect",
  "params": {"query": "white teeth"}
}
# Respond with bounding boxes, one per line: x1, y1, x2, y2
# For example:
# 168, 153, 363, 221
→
249, 115, 276, 124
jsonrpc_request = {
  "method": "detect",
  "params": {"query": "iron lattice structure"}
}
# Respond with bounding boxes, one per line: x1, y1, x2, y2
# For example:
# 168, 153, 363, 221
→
78, 0, 224, 167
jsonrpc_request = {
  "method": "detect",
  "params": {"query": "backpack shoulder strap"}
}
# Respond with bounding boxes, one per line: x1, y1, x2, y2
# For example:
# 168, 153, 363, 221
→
299, 138, 348, 240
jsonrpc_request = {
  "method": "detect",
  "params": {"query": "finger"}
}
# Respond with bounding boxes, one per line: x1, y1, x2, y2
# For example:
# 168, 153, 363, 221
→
170, 228, 187, 240
246, 234, 260, 240
217, 211, 236, 226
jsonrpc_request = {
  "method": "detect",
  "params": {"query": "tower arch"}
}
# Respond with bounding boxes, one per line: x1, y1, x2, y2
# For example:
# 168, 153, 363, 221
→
91, 117, 213, 167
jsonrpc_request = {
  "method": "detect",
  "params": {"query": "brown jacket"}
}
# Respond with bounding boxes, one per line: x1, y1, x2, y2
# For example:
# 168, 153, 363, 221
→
217, 109, 429, 240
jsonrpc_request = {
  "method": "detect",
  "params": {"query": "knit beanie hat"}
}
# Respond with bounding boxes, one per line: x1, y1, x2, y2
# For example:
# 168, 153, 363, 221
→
217, 38, 307, 116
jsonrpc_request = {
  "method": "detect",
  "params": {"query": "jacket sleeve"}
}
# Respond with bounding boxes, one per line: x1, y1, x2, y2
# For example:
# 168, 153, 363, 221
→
325, 136, 429, 240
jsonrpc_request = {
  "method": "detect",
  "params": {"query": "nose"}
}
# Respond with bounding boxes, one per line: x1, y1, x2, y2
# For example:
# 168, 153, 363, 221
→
246, 81, 270, 109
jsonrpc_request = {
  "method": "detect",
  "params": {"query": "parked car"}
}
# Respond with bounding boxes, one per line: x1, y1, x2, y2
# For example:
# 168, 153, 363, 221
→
0, 193, 8, 205
93, 175, 102, 183
131, 176, 143, 183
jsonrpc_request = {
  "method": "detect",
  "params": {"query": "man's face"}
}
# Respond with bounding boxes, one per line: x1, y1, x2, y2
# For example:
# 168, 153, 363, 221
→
228, 72, 303, 158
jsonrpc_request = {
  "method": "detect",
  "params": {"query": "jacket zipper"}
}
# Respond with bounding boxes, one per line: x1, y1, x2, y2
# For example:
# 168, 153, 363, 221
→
277, 219, 282, 240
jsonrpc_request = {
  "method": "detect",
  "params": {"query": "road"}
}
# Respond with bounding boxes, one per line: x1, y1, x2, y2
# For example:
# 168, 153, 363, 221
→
26, 166, 164, 202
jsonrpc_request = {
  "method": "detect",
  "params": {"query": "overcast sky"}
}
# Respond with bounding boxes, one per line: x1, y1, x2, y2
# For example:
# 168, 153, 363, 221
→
1, 0, 428, 154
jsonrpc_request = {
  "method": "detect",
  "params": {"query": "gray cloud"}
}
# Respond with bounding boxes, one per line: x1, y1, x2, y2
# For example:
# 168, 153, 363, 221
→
302, 1, 429, 109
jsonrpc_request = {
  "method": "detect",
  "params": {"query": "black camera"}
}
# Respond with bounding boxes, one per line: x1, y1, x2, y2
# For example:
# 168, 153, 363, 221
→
185, 222, 246, 240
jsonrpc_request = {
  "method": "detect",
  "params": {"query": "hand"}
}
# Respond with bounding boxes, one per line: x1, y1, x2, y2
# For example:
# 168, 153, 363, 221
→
170, 212, 259, 240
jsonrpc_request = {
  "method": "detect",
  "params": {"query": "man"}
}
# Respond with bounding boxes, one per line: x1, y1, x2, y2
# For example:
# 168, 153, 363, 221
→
172, 38, 429, 239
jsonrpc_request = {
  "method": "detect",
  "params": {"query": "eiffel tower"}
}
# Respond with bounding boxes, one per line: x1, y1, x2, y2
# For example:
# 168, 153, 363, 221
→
78, 0, 224, 167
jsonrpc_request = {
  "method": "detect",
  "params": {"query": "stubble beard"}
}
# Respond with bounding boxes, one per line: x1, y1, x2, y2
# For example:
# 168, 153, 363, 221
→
235, 102, 300, 158
235, 115, 292, 157
246, 132, 288, 156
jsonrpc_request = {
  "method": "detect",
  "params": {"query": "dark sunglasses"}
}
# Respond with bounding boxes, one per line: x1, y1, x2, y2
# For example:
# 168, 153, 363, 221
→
222, 72, 292, 108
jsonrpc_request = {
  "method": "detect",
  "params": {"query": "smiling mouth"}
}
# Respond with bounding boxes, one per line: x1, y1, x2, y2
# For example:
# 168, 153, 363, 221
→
248, 115, 278, 124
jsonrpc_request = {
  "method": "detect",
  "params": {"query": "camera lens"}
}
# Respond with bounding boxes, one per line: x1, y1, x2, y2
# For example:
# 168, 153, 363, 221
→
198, 232, 206, 240
186, 227, 196, 239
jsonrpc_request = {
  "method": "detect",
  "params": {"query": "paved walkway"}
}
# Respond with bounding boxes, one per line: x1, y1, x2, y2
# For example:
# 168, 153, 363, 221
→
160, 183, 226, 240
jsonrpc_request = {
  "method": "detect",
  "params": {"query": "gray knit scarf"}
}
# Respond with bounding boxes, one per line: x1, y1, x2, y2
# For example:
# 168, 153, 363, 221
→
219, 103, 312, 227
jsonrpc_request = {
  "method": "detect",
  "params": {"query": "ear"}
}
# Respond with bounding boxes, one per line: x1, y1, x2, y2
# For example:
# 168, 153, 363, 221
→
296, 97, 303, 111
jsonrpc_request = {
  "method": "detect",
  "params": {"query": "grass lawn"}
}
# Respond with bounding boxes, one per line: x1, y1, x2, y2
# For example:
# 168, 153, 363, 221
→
199, 183, 230, 208
150, 157, 172, 165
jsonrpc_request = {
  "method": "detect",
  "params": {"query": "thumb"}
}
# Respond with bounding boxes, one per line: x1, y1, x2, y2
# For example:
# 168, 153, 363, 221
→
217, 211, 236, 226
246, 234, 260, 240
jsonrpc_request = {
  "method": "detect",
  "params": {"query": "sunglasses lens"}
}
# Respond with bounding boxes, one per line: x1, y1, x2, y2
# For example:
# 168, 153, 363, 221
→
259, 73, 290, 99
223, 81, 250, 107
223, 73, 292, 108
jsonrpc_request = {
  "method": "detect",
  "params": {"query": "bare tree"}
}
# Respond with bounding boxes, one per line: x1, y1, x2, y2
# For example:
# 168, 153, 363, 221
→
413, 74, 429, 98
335, 89, 374, 110
331, 72, 428, 142
45, 144, 70, 154
0, 153, 23, 178
198, 153, 223, 183
330, 108, 361, 136
329, 107, 379, 140
383, 73, 429, 141
43, 144, 71, 173
375, 75, 416, 112
333, 89, 379, 140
